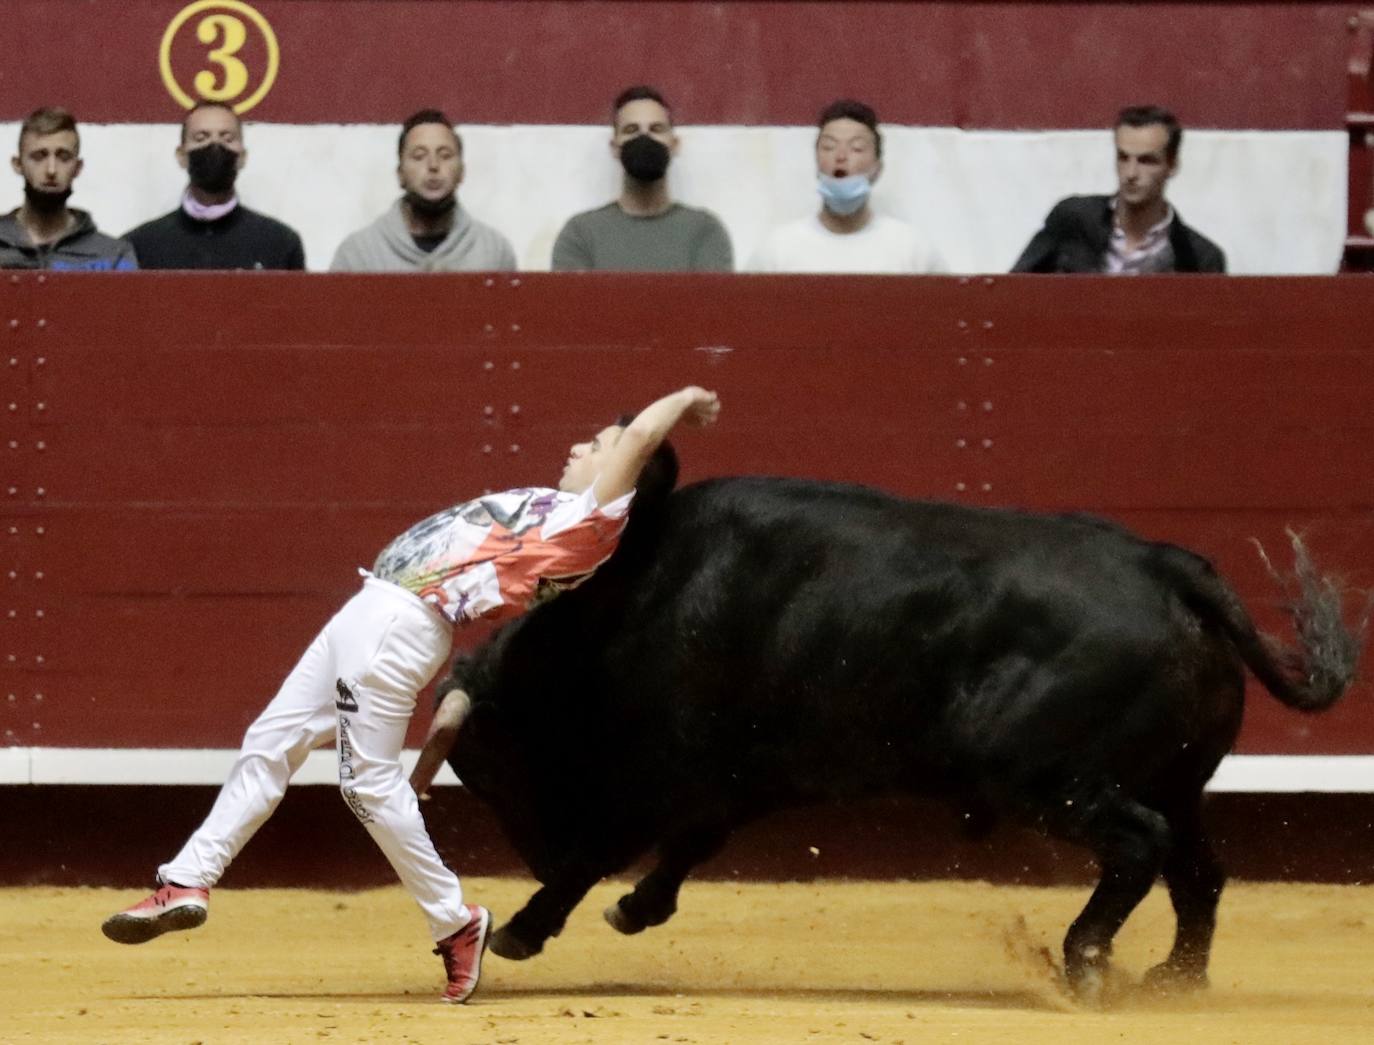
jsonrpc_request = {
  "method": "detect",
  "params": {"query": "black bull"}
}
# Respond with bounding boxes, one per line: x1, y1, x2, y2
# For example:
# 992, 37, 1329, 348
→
444, 476, 1363, 993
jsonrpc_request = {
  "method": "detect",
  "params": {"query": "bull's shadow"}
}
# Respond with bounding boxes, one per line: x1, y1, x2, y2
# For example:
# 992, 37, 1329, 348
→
442, 476, 1365, 1002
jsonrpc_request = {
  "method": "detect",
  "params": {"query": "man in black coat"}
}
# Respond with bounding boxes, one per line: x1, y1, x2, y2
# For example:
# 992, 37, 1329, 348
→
125, 102, 304, 270
1012, 105, 1225, 274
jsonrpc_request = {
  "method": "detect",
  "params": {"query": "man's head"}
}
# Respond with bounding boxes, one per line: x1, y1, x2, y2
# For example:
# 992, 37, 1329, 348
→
611, 86, 677, 183
176, 101, 246, 195
558, 418, 679, 502
397, 109, 464, 217
559, 424, 626, 493
1113, 105, 1181, 209
816, 99, 882, 179
12, 107, 82, 215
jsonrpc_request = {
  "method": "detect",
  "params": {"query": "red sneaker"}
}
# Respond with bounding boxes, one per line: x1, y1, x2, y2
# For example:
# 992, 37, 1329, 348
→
434, 905, 491, 1003
102, 881, 209, 944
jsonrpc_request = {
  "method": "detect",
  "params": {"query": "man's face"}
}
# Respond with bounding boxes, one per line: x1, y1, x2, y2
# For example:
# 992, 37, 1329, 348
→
816, 117, 880, 180
397, 122, 464, 202
611, 99, 677, 157
176, 105, 246, 170
1115, 123, 1175, 207
559, 425, 626, 493
11, 129, 82, 196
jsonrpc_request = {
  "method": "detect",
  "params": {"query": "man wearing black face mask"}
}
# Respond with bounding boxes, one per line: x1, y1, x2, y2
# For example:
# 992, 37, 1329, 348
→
125, 102, 305, 270
1, 106, 137, 270
331, 109, 516, 272
551, 86, 733, 271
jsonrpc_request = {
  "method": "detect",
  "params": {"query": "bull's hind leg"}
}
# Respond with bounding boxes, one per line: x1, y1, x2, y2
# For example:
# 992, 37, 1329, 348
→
605, 824, 729, 935
489, 867, 601, 960
1054, 794, 1171, 1000
1144, 801, 1225, 991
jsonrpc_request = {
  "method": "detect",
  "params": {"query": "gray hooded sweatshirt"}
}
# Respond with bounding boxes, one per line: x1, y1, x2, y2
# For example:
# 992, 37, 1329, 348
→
0, 208, 138, 271
329, 199, 517, 272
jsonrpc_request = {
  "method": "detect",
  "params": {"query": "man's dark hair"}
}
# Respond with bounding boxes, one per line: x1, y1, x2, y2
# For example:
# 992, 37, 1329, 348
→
612, 412, 680, 507
19, 106, 78, 151
180, 100, 242, 144
612, 86, 671, 127
1115, 105, 1182, 163
398, 108, 463, 157
818, 99, 882, 159
616, 428, 680, 557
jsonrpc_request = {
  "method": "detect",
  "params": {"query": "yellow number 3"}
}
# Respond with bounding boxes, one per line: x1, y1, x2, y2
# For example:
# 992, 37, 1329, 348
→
159, 0, 281, 115
194, 14, 249, 101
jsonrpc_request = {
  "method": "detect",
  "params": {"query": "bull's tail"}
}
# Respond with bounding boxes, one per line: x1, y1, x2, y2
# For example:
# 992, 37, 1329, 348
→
1151, 532, 1369, 712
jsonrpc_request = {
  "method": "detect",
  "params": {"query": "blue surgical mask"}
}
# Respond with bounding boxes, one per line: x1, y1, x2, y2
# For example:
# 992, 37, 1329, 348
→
817, 172, 872, 216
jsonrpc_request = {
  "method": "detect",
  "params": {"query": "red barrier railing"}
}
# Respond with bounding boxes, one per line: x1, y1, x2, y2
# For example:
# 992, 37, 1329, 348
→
2, 273, 1372, 756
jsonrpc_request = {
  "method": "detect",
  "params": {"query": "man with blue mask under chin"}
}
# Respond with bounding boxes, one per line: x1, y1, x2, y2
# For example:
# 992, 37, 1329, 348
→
551, 85, 733, 272
751, 99, 946, 274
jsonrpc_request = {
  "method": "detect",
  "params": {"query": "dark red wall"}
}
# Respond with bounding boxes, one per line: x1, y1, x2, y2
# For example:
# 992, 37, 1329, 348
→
2, 1, 1358, 128
2, 271, 1372, 755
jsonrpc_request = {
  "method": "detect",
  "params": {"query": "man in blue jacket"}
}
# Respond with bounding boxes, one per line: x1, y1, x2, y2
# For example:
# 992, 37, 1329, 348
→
1, 107, 137, 271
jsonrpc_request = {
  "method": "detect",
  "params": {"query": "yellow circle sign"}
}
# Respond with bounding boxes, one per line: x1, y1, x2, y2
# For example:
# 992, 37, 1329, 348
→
159, 0, 280, 115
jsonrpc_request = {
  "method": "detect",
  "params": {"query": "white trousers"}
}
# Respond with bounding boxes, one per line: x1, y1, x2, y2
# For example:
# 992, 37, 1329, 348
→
160, 575, 470, 941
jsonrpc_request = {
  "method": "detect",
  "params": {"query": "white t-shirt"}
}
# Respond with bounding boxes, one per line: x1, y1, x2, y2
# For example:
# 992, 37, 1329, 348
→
749, 213, 946, 275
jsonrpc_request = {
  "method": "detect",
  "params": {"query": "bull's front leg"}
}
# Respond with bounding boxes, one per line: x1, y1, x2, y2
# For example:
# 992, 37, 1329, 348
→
489, 868, 601, 960
605, 824, 729, 935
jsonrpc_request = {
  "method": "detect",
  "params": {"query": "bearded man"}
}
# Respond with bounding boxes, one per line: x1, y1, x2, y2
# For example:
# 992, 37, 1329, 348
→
330, 109, 516, 272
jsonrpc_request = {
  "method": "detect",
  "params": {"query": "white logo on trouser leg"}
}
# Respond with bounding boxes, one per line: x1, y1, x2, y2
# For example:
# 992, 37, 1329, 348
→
337, 702, 374, 825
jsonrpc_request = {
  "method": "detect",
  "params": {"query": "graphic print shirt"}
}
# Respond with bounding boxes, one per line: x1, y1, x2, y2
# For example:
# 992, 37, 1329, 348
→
371, 485, 633, 624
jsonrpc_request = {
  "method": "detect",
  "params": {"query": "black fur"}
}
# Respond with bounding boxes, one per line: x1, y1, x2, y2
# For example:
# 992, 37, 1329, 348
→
446, 477, 1364, 990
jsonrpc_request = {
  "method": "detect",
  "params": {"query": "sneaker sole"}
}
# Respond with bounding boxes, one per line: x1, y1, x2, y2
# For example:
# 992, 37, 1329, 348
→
102, 904, 207, 945
440, 909, 491, 1004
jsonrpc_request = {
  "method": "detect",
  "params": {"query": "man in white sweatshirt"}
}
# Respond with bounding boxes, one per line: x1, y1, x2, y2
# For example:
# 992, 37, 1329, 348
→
750, 99, 945, 275
331, 109, 516, 272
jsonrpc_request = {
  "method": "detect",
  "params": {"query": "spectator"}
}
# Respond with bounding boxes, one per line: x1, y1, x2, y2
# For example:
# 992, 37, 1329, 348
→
331, 109, 516, 272
1, 106, 136, 270
552, 86, 732, 271
126, 101, 304, 270
751, 99, 945, 274
1012, 105, 1225, 273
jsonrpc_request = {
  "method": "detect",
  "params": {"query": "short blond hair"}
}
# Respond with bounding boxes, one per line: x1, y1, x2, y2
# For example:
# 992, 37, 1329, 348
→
19, 106, 79, 151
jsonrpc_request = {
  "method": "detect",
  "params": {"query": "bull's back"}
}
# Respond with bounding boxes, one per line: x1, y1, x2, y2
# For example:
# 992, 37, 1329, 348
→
601, 477, 1237, 796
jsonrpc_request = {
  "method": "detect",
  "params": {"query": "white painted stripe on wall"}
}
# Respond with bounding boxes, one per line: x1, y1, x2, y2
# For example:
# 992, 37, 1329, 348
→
0, 123, 1347, 275
2, 748, 459, 787
1, 748, 1369, 792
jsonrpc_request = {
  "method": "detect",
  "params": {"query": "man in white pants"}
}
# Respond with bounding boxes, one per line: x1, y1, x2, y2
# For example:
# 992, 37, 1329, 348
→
101, 386, 721, 1004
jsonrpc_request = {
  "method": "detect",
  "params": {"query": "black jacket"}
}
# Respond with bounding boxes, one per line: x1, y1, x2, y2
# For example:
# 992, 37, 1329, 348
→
1011, 194, 1226, 274
125, 204, 305, 270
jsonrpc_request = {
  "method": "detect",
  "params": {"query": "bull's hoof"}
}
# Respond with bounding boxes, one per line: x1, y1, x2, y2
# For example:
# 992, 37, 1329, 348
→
1064, 945, 1114, 1006
488, 924, 544, 961
1143, 961, 1209, 993
604, 900, 647, 935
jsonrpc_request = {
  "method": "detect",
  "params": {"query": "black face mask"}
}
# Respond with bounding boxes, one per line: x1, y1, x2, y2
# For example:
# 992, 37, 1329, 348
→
23, 182, 71, 215
186, 143, 239, 194
619, 134, 671, 183
403, 189, 456, 219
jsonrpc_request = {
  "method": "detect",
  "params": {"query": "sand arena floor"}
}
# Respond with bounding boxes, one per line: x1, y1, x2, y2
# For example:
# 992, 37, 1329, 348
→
2, 878, 1370, 1044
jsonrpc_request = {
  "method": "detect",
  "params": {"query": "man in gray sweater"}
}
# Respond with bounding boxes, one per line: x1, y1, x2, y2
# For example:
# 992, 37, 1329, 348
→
331, 109, 516, 273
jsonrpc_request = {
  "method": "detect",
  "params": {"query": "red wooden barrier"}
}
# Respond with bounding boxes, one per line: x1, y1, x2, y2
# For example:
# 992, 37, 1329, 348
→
2, 272, 1372, 754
